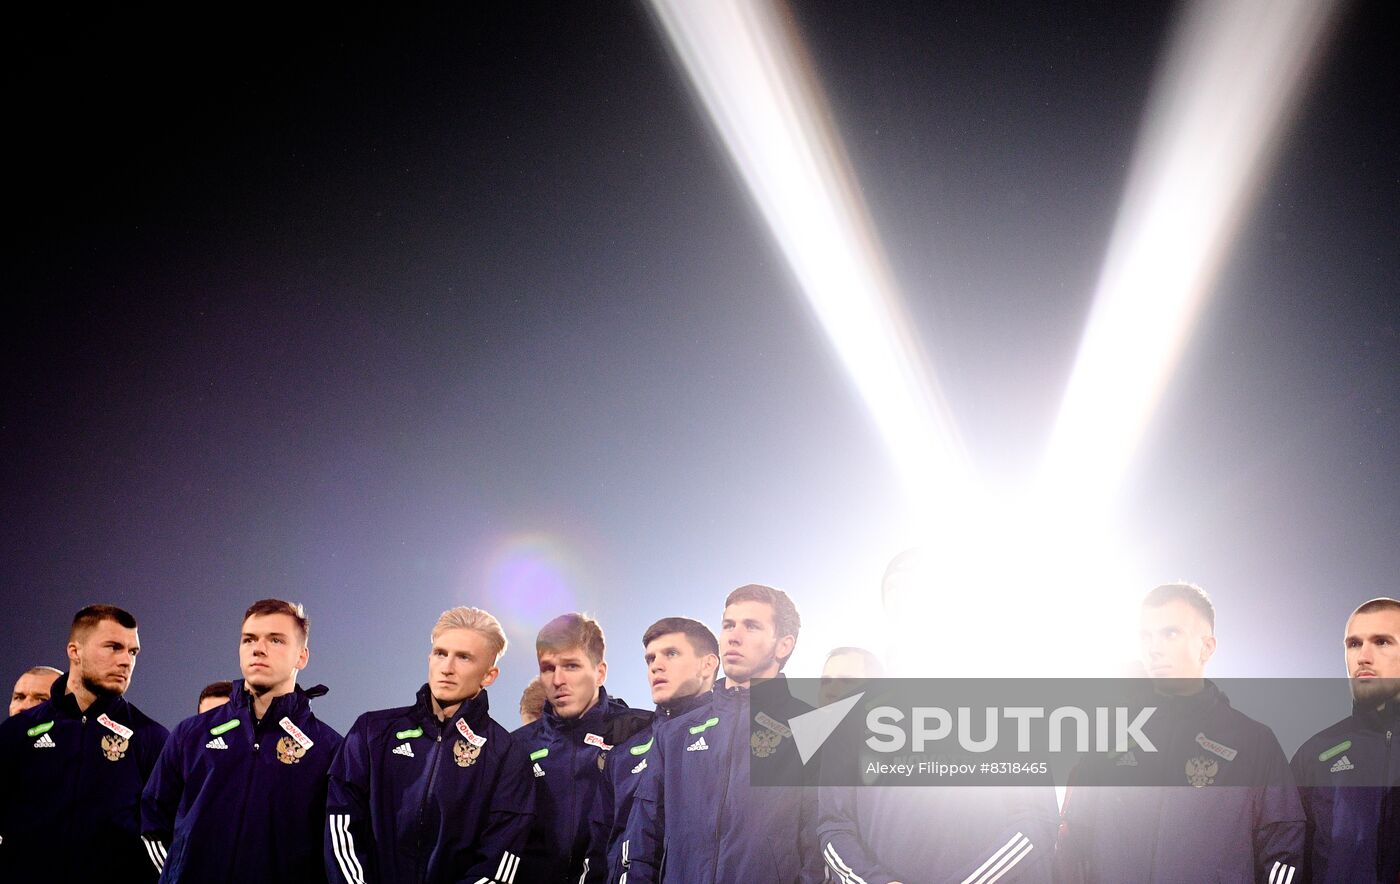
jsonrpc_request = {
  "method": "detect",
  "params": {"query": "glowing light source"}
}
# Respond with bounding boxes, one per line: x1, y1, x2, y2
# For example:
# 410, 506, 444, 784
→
647, 0, 972, 531
1041, 0, 1341, 512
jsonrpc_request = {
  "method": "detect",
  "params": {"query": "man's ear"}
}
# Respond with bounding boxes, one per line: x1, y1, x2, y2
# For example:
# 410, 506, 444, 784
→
596, 660, 608, 685
1199, 634, 1217, 667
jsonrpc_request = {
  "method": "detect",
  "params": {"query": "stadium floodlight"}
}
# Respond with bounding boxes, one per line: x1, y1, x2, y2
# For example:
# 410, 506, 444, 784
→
647, 0, 974, 533
1040, 0, 1341, 514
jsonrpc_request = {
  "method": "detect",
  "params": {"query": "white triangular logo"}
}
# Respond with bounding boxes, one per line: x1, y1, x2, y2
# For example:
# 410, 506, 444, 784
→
205, 736, 229, 750
1329, 754, 1354, 773
631, 757, 648, 774
788, 692, 864, 765
393, 742, 415, 758
33, 733, 56, 749
533, 762, 546, 777
687, 736, 709, 752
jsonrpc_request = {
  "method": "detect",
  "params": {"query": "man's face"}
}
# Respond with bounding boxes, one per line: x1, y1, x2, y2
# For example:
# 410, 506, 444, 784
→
1139, 599, 1215, 682
429, 628, 500, 707
538, 647, 605, 719
69, 620, 140, 697
9, 671, 55, 716
819, 652, 871, 707
1345, 609, 1400, 707
645, 632, 716, 706
239, 612, 308, 694
720, 600, 793, 685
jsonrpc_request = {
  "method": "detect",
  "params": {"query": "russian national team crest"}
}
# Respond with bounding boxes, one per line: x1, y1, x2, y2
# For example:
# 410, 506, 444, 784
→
1185, 755, 1218, 787
454, 739, 480, 767
97, 714, 133, 761
751, 711, 790, 758
276, 736, 307, 764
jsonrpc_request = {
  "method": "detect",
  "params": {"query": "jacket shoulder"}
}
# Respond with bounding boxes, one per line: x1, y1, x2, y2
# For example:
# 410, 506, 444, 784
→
1292, 715, 1355, 762
121, 700, 170, 738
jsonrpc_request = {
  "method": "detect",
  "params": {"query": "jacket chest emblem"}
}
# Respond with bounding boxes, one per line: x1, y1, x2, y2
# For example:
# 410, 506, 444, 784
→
1185, 755, 1218, 787
751, 712, 790, 758
276, 716, 314, 764
453, 739, 481, 767
98, 714, 133, 761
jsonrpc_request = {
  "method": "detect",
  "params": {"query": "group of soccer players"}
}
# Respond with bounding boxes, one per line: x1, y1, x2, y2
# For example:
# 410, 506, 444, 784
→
1, 582, 1397, 883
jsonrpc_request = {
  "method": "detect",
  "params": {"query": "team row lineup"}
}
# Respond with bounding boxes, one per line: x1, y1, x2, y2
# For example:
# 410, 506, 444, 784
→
2, 584, 1398, 883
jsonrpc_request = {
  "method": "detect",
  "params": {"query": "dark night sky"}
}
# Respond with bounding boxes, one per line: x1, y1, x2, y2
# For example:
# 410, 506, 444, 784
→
4, 2, 1397, 733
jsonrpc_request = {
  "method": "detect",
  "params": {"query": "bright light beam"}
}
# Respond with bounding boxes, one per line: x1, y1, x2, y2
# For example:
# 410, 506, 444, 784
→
1041, 0, 1341, 512
648, 0, 973, 530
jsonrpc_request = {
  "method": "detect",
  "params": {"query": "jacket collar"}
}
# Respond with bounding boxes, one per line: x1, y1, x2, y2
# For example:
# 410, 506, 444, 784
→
229, 678, 319, 725
658, 688, 711, 719
412, 683, 492, 730
1352, 695, 1400, 730
49, 671, 125, 720
542, 685, 615, 734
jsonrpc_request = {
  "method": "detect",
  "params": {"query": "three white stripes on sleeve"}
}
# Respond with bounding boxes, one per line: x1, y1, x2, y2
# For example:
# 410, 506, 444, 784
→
140, 836, 167, 873
1269, 860, 1297, 884
824, 832, 1033, 884
329, 812, 521, 884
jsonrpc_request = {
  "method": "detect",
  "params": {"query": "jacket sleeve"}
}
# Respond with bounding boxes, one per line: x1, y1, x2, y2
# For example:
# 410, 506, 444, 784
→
817, 783, 899, 884
954, 786, 1056, 884
460, 735, 536, 884
620, 734, 664, 884
1252, 733, 1305, 884
140, 722, 186, 877
325, 716, 375, 884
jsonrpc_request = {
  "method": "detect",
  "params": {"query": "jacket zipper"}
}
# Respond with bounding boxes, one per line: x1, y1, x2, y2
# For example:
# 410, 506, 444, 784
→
416, 726, 446, 884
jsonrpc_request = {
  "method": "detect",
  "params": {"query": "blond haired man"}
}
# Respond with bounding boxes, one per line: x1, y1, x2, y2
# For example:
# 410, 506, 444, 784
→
326, 606, 535, 883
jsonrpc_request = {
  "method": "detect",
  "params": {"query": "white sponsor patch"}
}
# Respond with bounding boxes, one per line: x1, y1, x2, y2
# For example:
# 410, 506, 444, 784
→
280, 717, 314, 751
687, 736, 709, 752
754, 712, 792, 738
584, 732, 613, 750
205, 736, 229, 750
1195, 732, 1237, 761
393, 742, 415, 758
456, 719, 487, 748
33, 733, 56, 749
98, 713, 134, 740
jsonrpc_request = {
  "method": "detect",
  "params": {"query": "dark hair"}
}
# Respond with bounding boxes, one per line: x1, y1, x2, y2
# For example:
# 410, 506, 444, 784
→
242, 599, 309, 644
536, 613, 606, 665
824, 646, 885, 678
198, 680, 234, 710
1143, 583, 1215, 632
1351, 597, 1400, 617
642, 617, 719, 658
69, 605, 138, 642
723, 584, 801, 670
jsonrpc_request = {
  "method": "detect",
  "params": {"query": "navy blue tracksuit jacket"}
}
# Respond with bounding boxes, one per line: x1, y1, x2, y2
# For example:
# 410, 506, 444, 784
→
0, 676, 169, 882
141, 681, 343, 883
1058, 681, 1305, 884
595, 691, 710, 882
514, 687, 651, 883
325, 685, 535, 884
625, 676, 825, 884
1291, 700, 1400, 884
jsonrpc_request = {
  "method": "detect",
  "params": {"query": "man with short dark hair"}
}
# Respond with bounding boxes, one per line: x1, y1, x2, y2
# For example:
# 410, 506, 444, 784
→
1291, 597, 1400, 883
326, 606, 535, 884
603, 616, 719, 881
142, 599, 343, 882
0, 605, 169, 882
515, 612, 651, 882
9, 665, 61, 717
197, 680, 233, 714
627, 584, 824, 883
1058, 583, 1305, 883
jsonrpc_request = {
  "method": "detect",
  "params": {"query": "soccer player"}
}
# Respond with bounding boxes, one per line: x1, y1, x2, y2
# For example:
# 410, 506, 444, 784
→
8, 664, 61, 716
325, 606, 535, 883
515, 613, 651, 882
0, 605, 169, 882
1291, 597, 1400, 883
604, 616, 719, 881
520, 678, 546, 727
141, 598, 343, 882
628, 584, 824, 883
196, 680, 233, 713
1058, 583, 1304, 883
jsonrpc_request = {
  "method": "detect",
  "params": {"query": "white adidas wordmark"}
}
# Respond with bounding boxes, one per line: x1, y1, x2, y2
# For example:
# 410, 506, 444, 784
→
205, 736, 229, 750
687, 736, 708, 752
631, 757, 648, 774
1329, 754, 1354, 773
393, 742, 415, 758
33, 733, 56, 749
